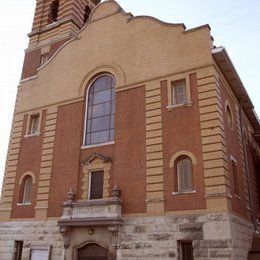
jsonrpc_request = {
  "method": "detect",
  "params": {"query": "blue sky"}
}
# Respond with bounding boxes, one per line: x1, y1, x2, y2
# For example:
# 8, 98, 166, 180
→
0, 0, 259, 192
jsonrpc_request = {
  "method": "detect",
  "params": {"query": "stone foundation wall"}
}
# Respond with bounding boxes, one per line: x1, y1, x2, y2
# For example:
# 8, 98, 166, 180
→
0, 221, 64, 260
0, 213, 254, 260
118, 213, 253, 260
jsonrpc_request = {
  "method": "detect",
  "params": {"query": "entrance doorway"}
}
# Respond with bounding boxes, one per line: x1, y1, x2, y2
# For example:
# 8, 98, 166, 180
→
77, 243, 109, 260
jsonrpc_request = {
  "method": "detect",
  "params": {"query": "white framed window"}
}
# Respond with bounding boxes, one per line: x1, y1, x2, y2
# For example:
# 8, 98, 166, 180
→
167, 74, 192, 110
26, 113, 41, 137
84, 75, 115, 146
172, 80, 187, 105
177, 157, 193, 192
88, 171, 104, 200
30, 114, 40, 135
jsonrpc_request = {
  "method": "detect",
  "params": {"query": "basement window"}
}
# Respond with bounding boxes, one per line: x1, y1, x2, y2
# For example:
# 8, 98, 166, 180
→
14, 241, 23, 260
178, 241, 194, 260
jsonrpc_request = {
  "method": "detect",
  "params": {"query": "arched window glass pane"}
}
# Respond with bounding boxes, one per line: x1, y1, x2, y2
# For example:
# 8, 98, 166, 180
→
177, 158, 193, 192
23, 176, 33, 203
85, 75, 115, 145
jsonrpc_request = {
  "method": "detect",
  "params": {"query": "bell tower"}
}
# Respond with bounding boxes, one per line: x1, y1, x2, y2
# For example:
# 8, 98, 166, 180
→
21, 0, 101, 80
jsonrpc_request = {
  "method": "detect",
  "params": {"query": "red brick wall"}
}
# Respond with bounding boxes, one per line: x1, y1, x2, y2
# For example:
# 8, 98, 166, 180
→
47, 101, 84, 217
219, 80, 247, 218
11, 111, 46, 218
21, 39, 68, 80
245, 138, 260, 219
111, 86, 146, 214
48, 86, 147, 217
21, 49, 41, 80
161, 74, 206, 212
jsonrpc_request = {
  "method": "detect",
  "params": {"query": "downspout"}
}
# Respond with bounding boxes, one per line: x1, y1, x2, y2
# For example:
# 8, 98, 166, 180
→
239, 100, 257, 231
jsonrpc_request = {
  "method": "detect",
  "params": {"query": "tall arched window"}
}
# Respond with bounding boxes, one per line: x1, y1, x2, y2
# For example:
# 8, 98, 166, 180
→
85, 75, 115, 146
21, 176, 33, 204
176, 157, 193, 192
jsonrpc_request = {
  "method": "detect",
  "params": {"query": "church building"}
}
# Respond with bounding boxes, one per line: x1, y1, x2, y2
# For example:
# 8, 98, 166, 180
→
0, 0, 260, 259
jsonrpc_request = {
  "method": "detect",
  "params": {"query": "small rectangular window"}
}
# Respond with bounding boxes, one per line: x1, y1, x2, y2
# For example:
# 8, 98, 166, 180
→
172, 80, 187, 105
14, 241, 23, 260
178, 241, 194, 260
89, 171, 104, 200
231, 160, 239, 195
29, 114, 40, 135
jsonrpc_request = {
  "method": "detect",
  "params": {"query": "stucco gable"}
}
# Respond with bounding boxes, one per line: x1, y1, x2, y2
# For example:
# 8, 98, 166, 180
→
18, 1, 213, 113
90, 0, 123, 22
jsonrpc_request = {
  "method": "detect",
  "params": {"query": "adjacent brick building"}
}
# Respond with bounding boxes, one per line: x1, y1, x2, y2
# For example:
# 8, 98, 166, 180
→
0, 0, 260, 259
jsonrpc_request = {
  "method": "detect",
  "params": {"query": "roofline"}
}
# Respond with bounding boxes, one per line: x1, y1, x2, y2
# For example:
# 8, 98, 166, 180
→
212, 46, 260, 129
212, 46, 254, 108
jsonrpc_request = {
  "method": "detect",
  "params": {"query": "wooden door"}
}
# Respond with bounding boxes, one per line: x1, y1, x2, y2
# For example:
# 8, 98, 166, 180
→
78, 243, 108, 260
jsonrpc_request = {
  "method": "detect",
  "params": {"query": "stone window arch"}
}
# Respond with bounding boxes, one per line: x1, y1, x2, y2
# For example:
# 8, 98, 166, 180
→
176, 156, 193, 192
170, 151, 197, 194
84, 74, 115, 146
19, 173, 35, 204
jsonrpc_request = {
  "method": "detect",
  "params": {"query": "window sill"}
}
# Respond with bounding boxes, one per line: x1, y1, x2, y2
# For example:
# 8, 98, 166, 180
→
87, 198, 104, 201
17, 202, 31, 206
46, 21, 58, 28
81, 141, 115, 149
167, 101, 193, 111
24, 132, 41, 138
172, 190, 196, 195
